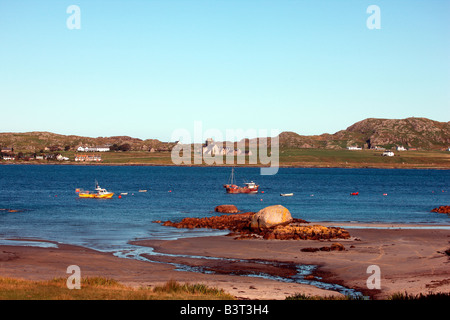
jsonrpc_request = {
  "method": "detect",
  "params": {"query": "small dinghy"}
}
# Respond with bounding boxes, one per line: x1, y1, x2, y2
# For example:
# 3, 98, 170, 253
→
280, 193, 294, 197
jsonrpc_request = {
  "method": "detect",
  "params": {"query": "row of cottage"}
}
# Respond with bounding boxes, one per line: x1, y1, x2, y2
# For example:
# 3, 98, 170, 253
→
76, 146, 110, 152
0, 146, 111, 153
1, 153, 101, 162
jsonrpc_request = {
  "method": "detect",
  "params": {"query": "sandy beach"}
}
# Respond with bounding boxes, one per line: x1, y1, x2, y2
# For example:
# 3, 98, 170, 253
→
1, 224, 449, 300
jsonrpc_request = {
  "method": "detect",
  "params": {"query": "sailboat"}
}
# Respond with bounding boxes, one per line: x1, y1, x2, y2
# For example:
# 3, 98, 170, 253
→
223, 167, 259, 194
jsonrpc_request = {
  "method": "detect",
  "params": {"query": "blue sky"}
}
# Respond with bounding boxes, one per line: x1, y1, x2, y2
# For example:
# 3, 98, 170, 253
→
0, 0, 449, 141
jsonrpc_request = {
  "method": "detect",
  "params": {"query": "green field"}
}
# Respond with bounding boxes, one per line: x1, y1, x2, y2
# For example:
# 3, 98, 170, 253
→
277, 148, 450, 168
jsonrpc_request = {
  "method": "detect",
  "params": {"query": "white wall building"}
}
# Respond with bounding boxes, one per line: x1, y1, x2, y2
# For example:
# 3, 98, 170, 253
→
77, 146, 110, 152
201, 139, 242, 156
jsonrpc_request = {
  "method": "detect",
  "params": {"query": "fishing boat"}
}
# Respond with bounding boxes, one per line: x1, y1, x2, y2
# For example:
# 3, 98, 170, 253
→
77, 181, 114, 199
223, 168, 259, 194
280, 193, 294, 197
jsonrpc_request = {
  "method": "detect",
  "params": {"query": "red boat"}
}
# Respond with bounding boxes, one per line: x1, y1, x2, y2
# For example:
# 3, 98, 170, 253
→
223, 168, 259, 194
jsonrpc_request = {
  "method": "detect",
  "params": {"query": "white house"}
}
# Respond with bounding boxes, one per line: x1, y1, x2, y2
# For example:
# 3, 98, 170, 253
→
56, 154, 69, 161
202, 139, 242, 156
396, 146, 407, 151
347, 146, 362, 150
382, 151, 395, 157
202, 143, 220, 156
77, 146, 110, 152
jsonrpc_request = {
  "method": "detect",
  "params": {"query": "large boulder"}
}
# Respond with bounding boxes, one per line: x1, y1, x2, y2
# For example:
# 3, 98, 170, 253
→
251, 205, 292, 229
215, 205, 239, 214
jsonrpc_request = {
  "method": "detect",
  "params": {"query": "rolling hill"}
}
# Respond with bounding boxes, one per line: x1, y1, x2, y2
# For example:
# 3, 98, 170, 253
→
1, 117, 449, 153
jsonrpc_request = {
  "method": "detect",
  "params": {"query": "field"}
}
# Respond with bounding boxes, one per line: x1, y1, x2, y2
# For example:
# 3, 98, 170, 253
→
277, 148, 450, 168
56, 148, 450, 169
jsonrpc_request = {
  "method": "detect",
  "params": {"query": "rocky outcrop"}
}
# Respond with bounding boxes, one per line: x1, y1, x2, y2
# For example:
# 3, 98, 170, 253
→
261, 224, 350, 240
161, 212, 254, 233
215, 205, 239, 214
158, 207, 350, 241
344, 117, 450, 150
278, 117, 450, 150
250, 205, 292, 229
431, 206, 450, 214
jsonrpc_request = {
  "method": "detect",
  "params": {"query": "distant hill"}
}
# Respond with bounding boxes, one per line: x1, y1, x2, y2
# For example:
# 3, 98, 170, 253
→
1, 117, 449, 152
0, 131, 172, 152
277, 117, 450, 150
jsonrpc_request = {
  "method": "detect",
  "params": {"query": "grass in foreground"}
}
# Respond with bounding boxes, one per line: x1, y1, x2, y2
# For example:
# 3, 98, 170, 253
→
0, 277, 234, 300
286, 291, 450, 300
285, 293, 366, 300
388, 291, 450, 300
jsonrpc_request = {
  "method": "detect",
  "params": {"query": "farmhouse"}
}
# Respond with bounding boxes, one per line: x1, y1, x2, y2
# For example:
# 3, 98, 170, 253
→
77, 146, 110, 152
201, 139, 242, 156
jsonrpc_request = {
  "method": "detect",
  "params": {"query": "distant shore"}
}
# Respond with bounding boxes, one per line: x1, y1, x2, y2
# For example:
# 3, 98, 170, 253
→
1, 224, 449, 300
1, 161, 449, 170
1, 147, 449, 170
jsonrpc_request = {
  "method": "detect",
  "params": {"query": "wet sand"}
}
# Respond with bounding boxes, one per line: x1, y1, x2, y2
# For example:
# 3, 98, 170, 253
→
1, 226, 449, 300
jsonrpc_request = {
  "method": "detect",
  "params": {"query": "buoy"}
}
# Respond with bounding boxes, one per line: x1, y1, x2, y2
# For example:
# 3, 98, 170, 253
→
383, 193, 388, 196
118, 195, 122, 199
169, 190, 172, 193
261, 191, 264, 193
350, 192, 359, 196
260, 199, 263, 201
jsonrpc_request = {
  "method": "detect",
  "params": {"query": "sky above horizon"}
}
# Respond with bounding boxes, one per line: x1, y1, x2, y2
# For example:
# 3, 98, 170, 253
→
1, 0, 449, 142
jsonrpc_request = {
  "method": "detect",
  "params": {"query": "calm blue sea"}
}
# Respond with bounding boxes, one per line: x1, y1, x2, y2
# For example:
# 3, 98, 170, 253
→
0, 165, 449, 251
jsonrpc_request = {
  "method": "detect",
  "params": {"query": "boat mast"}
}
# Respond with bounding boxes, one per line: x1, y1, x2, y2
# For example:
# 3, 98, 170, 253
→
229, 167, 236, 185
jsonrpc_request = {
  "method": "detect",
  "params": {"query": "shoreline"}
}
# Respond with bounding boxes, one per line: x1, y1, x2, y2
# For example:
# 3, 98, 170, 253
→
1, 223, 449, 300
313, 221, 450, 229
1, 161, 449, 170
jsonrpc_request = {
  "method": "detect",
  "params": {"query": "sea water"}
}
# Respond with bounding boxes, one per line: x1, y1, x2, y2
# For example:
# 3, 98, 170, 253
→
1, 164, 448, 296
0, 165, 449, 251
